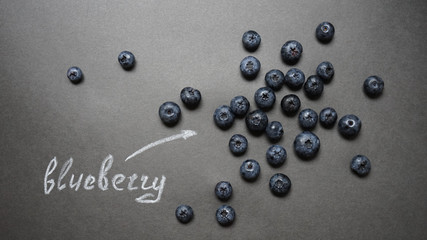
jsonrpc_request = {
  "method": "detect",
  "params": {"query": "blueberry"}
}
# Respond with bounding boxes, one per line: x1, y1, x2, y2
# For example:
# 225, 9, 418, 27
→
316, 21, 335, 43
245, 109, 269, 133
304, 75, 324, 99
175, 204, 194, 224
281, 40, 303, 65
240, 159, 260, 181
67, 66, 83, 84
118, 51, 135, 70
229, 134, 248, 156
298, 108, 318, 130
350, 155, 371, 177
363, 76, 384, 98
319, 107, 338, 128
265, 69, 285, 91
294, 131, 320, 160
180, 87, 202, 108
240, 56, 261, 80
230, 95, 250, 117
280, 94, 301, 116
242, 30, 261, 52
266, 145, 287, 167
338, 114, 362, 139
215, 181, 233, 201
316, 61, 334, 83
284, 68, 305, 90
159, 101, 181, 126
265, 121, 284, 142
213, 105, 235, 130
254, 87, 276, 110
216, 205, 235, 226
269, 173, 291, 196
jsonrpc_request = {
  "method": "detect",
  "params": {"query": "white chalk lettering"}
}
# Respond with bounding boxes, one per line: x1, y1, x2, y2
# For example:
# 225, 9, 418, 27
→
84, 175, 96, 190
69, 173, 83, 191
112, 174, 125, 191
44, 157, 57, 194
58, 158, 73, 190
98, 155, 113, 191
127, 174, 139, 191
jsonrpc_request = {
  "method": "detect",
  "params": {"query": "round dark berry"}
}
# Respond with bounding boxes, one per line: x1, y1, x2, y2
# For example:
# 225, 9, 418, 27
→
265, 69, 285, 91
298, 108, 318, 130
216, 205, 235, 226
281, 40, 303, 65
240, 56, 261, 80
363, 76, 384, 98
319, 107, 338, 128
230, 95, 250, 117
118, 51, 135, 70
229, 134, 248, 156
269, 173, 291, 196
175, 204, 194, 224
242, 30, 261, 52
180, 87, 201, 108
338, 114, 362, 139
213, 105, 235, 130
159, 101, 181, 126
215, 181, 233, 201
294, 131, 320, 160
316, 61, 334, 83
240, 159, 260, 181
280, 94, 301, 116
316, 21, 335, 43
350, 155, 371, 177
254, 87, 276, 110
266, 145, 287, 167
284, 68, 305, 90
304, 75, 324, 99
67, 66, 83, 84
245, 109, 269, 133
265, 121, 284, 142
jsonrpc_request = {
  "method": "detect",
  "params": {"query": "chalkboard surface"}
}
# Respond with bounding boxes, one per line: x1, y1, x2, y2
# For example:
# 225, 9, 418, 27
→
1, 0, 426, 239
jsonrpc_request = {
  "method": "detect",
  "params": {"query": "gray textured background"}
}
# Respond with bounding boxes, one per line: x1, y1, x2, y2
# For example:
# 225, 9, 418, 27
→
1, 0, 426, 239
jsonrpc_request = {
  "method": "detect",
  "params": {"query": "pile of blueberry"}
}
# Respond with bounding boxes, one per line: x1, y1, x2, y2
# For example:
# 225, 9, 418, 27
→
66, 22, 383, 226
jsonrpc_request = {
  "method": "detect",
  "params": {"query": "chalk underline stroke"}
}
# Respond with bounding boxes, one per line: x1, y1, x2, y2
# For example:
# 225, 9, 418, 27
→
125, 130, 197, 162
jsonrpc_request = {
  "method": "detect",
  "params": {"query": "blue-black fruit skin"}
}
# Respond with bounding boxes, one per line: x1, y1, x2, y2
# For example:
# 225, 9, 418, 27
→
240, 159, 261, 181
216, 205, 235, 226
319, 107, 338, 128
254, 87, 276, 110
245, 109, 269, 133
364, 76, 384, 98
180, 87, 202, 108
265, 121, 284, 142
159, 101, 181, 126
229, 134, 248, 156
118, 51, 135, 70
175, 204, 194, 224
338, 114, 362, 139
350, 155, 371, 177
67, 66, 83, 84
266, 145, 287, 167
215, 181, 233, 201
284, 68, 305, 90
240, 56, 261, 80
230, 95, 250, 118
316, 61, 334, 83
280, 94, 301, 116
213, 105, 235, 130
281, 40, 303, 65
265, 69, 285, 91
242, 30, 261, 52
316, 22, 335, 43
269, 173, 291, 196
298, 108, 318, 130
304, 75, 324, 99
293, 131, 321, 160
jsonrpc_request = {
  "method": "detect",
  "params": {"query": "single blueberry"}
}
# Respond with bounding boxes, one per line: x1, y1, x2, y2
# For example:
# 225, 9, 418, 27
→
180, 87, 202, 108
240, 56, 261, 80
316, 22, 335, 43
159, 101, 181, 126
67, 66, 83, 84
350, 155, 371, 177
265, 69, 285, 91
298, 108, 318, 130
229, 134, 248, 156
281, 40, 303, 65
254, 87, 276, 110
316, 61, 334, 83
266, 145, 287, 167
269, 173, 291, 196
175, 204, 194, 224
363, 76, 384, 98
245, 109, 269, 133
294, 131, 320, 160
280, 94, 301, 116
284, 68, 305, 90
215, 181, 233, 201
242, 30, 261, 52
118, 50, 135, 70
319, 107, 338, 128
240, 159, 260, 181
338, 114, 362, 139
265, 121, 284, 142
304, 75, 324, 99
230, 95, 250, 118
213, 105, 235, 130
216, 205, 235, 226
